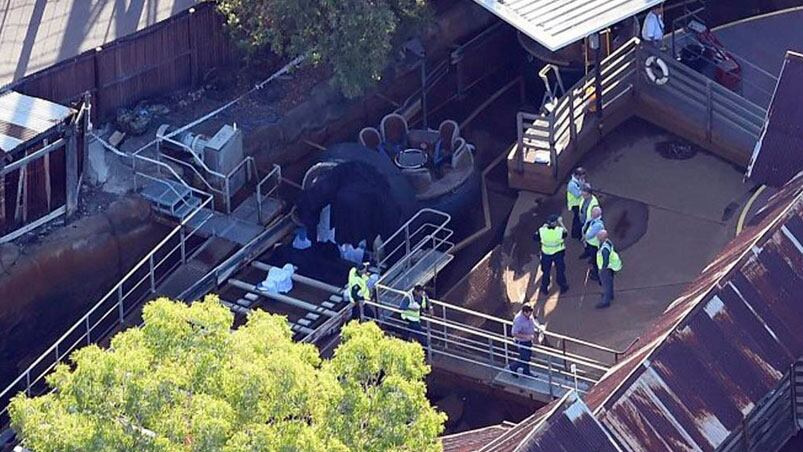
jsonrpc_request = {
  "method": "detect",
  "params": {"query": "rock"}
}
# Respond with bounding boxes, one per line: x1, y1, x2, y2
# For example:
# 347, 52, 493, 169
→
0, 243, 20, 272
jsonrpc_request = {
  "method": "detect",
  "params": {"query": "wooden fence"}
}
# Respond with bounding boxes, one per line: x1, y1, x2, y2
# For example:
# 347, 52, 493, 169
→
9, 2, 234, 122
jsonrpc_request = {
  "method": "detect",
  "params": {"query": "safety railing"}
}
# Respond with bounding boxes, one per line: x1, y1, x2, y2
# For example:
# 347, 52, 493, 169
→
374, 209, 453, 308
515, 38, 639, 175
0, 193, 214, 424
638, 43, 766, 145
140, 138, 257, 214
515, 37, 767, 174
360, 296, 613, 398
256, 164, 282, 224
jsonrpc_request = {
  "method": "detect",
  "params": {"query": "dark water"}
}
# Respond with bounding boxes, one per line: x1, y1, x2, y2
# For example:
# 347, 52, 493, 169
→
427, 369, 542, 434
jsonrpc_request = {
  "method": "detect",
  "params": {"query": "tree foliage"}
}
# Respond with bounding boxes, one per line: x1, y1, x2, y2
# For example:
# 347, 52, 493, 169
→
10, 296, 446, 451
217, 0, 429, 98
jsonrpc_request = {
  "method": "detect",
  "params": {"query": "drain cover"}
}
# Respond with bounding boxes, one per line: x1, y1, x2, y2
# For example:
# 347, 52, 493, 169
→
656, 141, 697, 160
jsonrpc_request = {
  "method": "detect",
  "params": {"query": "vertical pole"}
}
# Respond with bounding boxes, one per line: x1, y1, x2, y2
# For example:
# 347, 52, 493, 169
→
594, 39, 604, 121
189, 7, 199, 88
442, 305, 448, 350
706, 80, 713, 143
149, 255, 156, 293
25, 372, 31, 396
180, 226, 187, 264
568, 88, 577, 147
516, 112, 525, 173
503, 324, 510, 366
547, 358, 554, 397
118, 285, 125, 322
426, 318, 432, 361
65, 126, 79, 220
420, 57, 428, 129
85, 316, 92, 344
404, 225, 411, 260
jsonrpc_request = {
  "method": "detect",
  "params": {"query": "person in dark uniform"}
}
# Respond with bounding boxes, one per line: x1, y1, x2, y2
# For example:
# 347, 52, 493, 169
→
533, 214, 569, 295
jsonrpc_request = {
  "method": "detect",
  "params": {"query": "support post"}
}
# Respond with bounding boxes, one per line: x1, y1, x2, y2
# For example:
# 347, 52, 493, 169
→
420, 56, 428, 129
65, 126, 79, 219
706, 80, 713, 142
568, 88, 577, 147
516, 113, 525, 173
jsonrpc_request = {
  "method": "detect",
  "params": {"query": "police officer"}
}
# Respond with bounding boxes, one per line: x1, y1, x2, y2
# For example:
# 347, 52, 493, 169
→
348, 262, 374, 320
567, 167, 587, 240
579, 184, 600, 230
595, 230, 622, 308
400, 284, 432, 343
580, 207, 605, 279
533, 214, 569, 295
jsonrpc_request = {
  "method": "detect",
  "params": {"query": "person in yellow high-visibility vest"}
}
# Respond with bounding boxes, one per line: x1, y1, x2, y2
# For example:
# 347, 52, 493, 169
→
579, 184, 600, 229
566, 167, 587, 240
595, 230, 622, 309
400, 285, 433, 344
533, 214, 569, 295
348, 263, 375, 320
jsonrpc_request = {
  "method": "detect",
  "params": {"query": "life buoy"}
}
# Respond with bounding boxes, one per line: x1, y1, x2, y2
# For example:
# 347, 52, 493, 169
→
645, 55, 670, 85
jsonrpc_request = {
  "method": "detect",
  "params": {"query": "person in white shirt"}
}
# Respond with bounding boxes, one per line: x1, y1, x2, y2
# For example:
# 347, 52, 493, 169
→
641, 5, 665, 47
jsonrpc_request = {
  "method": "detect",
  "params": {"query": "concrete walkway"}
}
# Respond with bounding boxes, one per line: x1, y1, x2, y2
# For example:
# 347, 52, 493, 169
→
500, 119, 755, 351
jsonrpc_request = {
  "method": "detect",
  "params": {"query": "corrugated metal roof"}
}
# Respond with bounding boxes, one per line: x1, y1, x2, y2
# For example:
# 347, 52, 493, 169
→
0, 90, 72, 152
471, 0, 662, 51
747, 51, 803, 187
441, 424, 513, 451
451, 171, 803, 451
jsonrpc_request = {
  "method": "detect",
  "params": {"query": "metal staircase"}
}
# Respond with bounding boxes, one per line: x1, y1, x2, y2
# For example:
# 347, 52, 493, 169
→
509, 37, 768, 193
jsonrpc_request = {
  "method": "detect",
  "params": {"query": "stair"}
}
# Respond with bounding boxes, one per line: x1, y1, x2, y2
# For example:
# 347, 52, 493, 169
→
139, 179, 201, 221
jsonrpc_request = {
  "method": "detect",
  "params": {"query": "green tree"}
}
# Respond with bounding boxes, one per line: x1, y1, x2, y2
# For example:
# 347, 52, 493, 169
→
10, 296, 446, 451
217, 0, 429, 98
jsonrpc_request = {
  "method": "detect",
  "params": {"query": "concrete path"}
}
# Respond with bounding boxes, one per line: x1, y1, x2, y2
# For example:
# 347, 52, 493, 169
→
500, 119, 755, 351
0, 0, 196, 88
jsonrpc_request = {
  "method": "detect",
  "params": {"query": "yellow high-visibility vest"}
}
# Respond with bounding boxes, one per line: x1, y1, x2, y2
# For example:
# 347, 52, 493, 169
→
597, 241, 622, 272
348, 268, 370, 300
539, 226, 566, 255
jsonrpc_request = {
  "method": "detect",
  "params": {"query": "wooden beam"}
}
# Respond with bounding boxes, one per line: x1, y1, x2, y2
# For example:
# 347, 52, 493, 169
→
1, 139, 65, 175
65, 128, 78, 219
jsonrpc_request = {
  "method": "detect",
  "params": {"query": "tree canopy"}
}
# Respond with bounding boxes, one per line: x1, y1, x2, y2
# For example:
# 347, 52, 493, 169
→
217, 0, 429, 98
10, 296, 445, 451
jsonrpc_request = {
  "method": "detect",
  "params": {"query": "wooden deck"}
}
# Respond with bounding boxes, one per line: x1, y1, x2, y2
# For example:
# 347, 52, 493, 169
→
507, 39, 766, 194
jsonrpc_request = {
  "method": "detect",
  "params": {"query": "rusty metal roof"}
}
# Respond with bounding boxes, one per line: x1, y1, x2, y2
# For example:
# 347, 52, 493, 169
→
441, 424, 514, 452
453, 171, 803, 451
747, 51, 803, 187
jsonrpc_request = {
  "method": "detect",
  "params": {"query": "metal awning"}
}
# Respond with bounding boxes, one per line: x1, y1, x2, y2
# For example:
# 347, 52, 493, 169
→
472, 0, 662, 51
0, 90, 73, 153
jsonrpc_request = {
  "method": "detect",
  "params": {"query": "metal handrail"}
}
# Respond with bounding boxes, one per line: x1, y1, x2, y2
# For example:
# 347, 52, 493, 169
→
377, 209, 452, 271
157, 152, 223, 197
256, 164, 282, 224
373, 282, 627, 365
0, 194, 214, 420
361, 299, 608, 395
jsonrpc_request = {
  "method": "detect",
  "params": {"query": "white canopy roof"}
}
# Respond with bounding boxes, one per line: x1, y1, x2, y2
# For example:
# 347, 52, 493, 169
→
0, 90, 73, 152
472, 0, 662, 51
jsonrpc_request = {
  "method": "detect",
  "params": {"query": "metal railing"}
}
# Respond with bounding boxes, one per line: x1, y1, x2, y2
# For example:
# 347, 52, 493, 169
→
374, 209, 454, 308
0, 194, 214, 423
256, 164, 282, 224
514, 37, 767, 175
136, 138, 257, 214
361, 296, 616, 398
